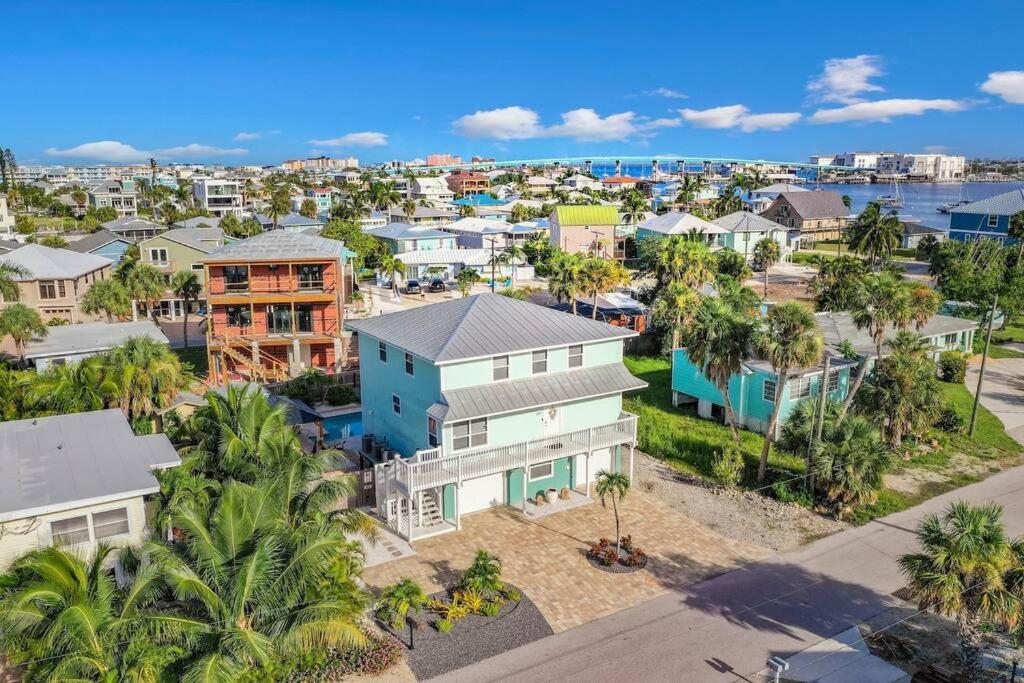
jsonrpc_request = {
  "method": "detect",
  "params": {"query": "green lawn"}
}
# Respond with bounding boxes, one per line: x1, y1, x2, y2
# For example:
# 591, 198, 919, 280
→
174, 346, 209, 380
991, 318, 1024, 345
623, 355, 805, 481
939, 381, 1022, 453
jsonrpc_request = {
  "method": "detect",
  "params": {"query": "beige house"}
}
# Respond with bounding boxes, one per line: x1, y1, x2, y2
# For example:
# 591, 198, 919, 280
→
0, 244, 113, 323
138, 227, 225, 318
548, 205, 625, 260
760, 190, 850, 243
0, 410, 180, 569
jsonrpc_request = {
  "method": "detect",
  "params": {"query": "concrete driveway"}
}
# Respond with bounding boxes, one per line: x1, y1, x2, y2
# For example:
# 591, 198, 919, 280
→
965, 357, 1024, 444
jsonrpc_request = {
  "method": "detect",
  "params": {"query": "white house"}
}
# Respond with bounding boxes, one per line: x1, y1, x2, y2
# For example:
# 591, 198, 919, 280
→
192, 178, 243, 217
23, 320, 170, 371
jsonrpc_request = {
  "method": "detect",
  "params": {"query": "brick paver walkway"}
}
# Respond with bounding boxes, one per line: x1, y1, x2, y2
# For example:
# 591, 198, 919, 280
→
362, 491, 768, 633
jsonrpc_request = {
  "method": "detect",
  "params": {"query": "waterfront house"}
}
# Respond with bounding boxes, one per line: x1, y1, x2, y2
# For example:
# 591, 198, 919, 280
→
900, 221, 946, 250
66, 229, 133, 264
601, 176, 641, 191
410, 176, 455, 204
203, 231, 357, 384
138, 227, 225, 319
711, 210, 790, 261
346, 294, 644, 540
373, 222, 458, 254
192, 178, 243, 217
0, 409, 180, 569
760, 190, 849, 244
549, 205, 625, 260
948, 189, 1024, 244
525, 175, 557, 196
101, 215, 165, 242
23, 320, 169, 371
88, 179, 137, 218
0, 244, 113, 324
744, 182, 808, 213
562, 174, 601, 191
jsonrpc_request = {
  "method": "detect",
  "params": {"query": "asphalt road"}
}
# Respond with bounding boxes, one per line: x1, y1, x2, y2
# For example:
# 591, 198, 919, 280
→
439, 465, 1024, 683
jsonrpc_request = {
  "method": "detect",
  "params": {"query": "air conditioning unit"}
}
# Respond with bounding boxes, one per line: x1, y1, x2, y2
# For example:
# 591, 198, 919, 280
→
381, 448, 396, 462
361, 434, 374, 455
371, 442, 383, 460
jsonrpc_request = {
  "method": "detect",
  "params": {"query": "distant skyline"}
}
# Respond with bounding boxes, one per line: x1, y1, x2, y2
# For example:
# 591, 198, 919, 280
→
4, 1, 1023, 166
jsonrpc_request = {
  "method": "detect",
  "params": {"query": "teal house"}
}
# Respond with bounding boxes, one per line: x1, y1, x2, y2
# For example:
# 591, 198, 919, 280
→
346, 294, 645, 541
711, 211, 790, 261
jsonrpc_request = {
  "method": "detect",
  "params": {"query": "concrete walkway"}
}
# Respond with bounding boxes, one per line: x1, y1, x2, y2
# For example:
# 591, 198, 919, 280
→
438, 465, 1024, 682
965, 357, 1024, 445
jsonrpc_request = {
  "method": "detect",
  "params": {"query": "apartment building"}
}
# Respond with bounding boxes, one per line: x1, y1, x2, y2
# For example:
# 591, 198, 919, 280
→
0, 244, 113, 324
203, 231, 356, 384
426, 153, 462, 167
87, 179, 137, 218
282, 156, 359, 171
192, 178, 243, 217
875, 153, 966, 182
410, 176, 455, 203
445, 170, 490, 197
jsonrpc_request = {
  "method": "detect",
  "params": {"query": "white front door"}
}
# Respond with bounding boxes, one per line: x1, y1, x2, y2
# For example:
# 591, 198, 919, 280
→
460, 472, 506, 514
540, 405, 561, 436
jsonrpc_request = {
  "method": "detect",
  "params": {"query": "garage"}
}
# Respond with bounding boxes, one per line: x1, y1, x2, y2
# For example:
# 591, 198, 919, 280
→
459, 472, 506, 514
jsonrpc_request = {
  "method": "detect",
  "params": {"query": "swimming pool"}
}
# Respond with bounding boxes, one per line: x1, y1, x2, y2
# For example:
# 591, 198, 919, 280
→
323, 412, 363, 441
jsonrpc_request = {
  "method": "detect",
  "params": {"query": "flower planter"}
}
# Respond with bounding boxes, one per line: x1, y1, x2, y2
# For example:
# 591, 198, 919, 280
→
544, 488, 558, 504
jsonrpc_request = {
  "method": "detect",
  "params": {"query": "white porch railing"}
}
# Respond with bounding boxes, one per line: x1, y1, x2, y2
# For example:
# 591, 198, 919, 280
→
392, 412, 637, 494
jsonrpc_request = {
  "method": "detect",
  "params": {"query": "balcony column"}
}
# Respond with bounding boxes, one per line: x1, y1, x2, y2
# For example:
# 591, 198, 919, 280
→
585, 453, 591, 497
521, 467, 527, 512
250, 340, 260, 368
454, 483, 461, 531
333, 337, 343, 372
291, 338, 301, 374
628, 444, 635, 481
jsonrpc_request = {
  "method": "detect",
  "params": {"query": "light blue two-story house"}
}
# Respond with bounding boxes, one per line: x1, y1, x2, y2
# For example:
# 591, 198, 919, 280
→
346, 294, 645, 541
372, 222, 458, 254
948, 189, 1024, 244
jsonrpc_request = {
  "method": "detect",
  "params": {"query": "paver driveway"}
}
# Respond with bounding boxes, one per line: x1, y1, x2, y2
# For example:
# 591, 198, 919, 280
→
362, 490, 767, 633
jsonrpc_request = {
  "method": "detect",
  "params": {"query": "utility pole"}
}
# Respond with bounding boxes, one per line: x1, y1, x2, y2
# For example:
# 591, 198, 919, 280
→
969, 293, 998, 437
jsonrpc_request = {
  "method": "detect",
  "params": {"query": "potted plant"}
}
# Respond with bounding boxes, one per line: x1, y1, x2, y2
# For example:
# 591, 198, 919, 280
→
545, 488, 558, 504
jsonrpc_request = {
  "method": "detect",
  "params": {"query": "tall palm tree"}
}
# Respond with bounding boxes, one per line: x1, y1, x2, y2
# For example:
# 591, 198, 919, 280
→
456, 267, 480, 297
620, 190, 648, 225
378, 252, 406, 297
27, 357, 117, 414
650, 235, 717, 289
811, 415, 892, 514
265, 186, 291, 228
106, 335, 191, 419
81, 277, 132, 322
652, 281, 700, 349
546, 251, 584, 314
504, 244, 526, 285
847, 201, 903, 268
170, 270, 202, 348
755, 302, 824, 482
899, 502, 1024, 677
0, 302, 47, 362
125, 263, 167, 322
401, 198, 417, 222
580, 257, 630, 319
595, 470, 631, 559
0, 262, 29, 301
685, 297, 754, 448
752, 237, 780, 298
299, 198, 319, 218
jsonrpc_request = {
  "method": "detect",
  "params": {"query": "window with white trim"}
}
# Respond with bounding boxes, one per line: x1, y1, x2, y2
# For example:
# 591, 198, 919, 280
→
378, 341, 387, 363
532, 350, 547, 374
762, 379, 777, 402
529, 461, 554, 480
792, 376, 813, 399
404, 352, 414, 376
453, 417, 487, 450
988, 214, 999, 228
568, 344, 583, 368
392, 394, 401, 415
92, 507, 130, 539
51, 515, 90, 546
492, 355, 509, 381
427, 416, 439, 447
148, 247, 168, 263
943, 333, 958, 347
826, 368, 841, 393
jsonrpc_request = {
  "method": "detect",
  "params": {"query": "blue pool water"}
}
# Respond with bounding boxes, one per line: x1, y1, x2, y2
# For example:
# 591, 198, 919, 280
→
323, 412, 363, 441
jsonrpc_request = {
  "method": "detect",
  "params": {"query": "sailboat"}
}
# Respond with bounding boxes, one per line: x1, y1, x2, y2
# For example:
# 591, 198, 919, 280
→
876, 176, 904, 208
937, 181, 971, 213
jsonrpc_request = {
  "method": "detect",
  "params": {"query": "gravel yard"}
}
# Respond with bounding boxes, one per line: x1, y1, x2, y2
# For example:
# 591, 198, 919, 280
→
633, 451, 847, 552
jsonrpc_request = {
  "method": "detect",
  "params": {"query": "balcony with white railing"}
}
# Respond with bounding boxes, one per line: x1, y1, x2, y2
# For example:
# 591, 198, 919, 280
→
390, 412, 637, 494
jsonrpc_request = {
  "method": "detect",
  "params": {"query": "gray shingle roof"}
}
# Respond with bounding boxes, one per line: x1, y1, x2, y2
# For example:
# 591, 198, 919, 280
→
101, 216, 165, 234
815, 312, 977, 358
440, 362, 646, 421
24, 321, 169, 359
66, 229, 129, 254
0, 244, 112, 280
949, 189, 1024, 216
770, 191, 849, 220
148, 227, 224, 253
204, 230, 353, 261
346, 293, 637, 364
712, 211, 785, 234
0, 409, 180, 521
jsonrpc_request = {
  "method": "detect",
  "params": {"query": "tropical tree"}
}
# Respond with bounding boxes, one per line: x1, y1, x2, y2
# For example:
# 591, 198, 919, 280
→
486, 249, 510, 289
714, 274, 761, 318
620, 190, 648, 225
644, 235, 717, 289
847, 201, 903, 268
715, 247, 752, 280
811, 415, 892, 515
460, 204, 476, 218
899, 502, 1024, 677
266, 186, 292, 228
125, 263, 167, 322
0, 261, 29, 301
0, 303, 46, 361
170, 270, 202, 348
401, 198, 417, 222
455, 267, 480, 297
675, 174, 709, 206
779, 397, 844, 458
755, 302, 824, 482
580, 257, 629, 319
685, 297, 755, 447
80, 277, 132, 322
510, 203, 533, 223
299, 198, 319, 218
376, 578, 428, 630
806, 255, 869, 311
652, 280, 701, 349
547, 251, 585, 314
595, 470, 631, 559
752, 237, 781, 298
105, 335, 191, 419
504, 243, 526, 284
458, 550, 505, 595
27, 357, 117, 414
378, 252, 406, 297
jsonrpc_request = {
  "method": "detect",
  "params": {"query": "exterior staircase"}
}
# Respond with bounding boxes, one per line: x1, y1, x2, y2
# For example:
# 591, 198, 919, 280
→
216, 334, 290, 383
418, 491, 444, 528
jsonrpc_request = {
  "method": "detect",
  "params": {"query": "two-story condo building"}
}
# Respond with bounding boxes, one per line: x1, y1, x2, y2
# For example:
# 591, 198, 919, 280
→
203, 231, 356, 384
192, 178, 243, 217
139, 227, 225, 319
347, 294, 645, 541
87, 179, 137, 218
948, 189, 1024, 244
0, 244, 113, 325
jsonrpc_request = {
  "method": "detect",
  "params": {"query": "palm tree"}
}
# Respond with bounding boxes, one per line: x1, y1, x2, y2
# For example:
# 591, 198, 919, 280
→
401, 198, 417, 222
459, 550, 505, 595
752, 237, 780, 298
125, 263, 167, 322
106, 335, 191, 419
487, 249, 510, 289
650, 235, 716, 289
755, 302, 824, 482
1009, 210, 1024, 263
504, 244, 526, 285
456, 267, 481, 297
0, 303, 46, 362
170, 270, 202, 348
460, 204, 477, 218
652, 281, 700, 349
81, 277, 132, 322
27, 357, 117, 413
580, 257, 630, 319
0, 261, 29, 301
620, 190, 648, 225
266, 186, 291, 228
899, 502, 1024, 677
546, 251, 584, 314
595, 470, 631, 559
376, 578, 428, 630
686, 297, 754, 448
811, 415, 892, 515
847, 201, 903, 268
378, 252, 406, 297
299, 198, 319, 218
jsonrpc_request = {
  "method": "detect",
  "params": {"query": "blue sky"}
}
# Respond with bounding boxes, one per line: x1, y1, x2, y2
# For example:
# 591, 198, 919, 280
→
4, 1, 1023, 166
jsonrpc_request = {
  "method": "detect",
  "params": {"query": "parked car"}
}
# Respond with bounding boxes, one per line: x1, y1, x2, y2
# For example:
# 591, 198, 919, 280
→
404, 279, 422, 294
428, 278, 446, 293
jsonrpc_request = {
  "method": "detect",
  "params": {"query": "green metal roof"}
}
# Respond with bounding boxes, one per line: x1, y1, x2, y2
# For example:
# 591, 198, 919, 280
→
553, 205, 619, 226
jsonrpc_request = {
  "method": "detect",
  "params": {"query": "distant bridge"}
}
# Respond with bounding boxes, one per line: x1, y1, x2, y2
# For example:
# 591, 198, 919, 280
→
402, 155, 871, 174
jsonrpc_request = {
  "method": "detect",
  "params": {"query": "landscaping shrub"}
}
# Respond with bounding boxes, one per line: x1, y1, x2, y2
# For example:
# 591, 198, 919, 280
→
938, 351, 967, 383
325, 384, 356, 406
620, 535, 634, 553
623, 547, 647, 568
281, 370, 332, 405
286, 630, 402, 680
435, 618, 453, 634
480, 601, 501, 617
711, 443, 744, 486
587, 538, 619, 566
935, 405, 967, 434
501, 586, 521, 602
770, 480, 814, 508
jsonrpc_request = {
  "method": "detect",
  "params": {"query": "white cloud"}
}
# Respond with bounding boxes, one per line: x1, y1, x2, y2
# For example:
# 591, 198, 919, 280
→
638, 117, 683, 131
807, 55, 884, 104
679, 105, 749, 129
307, 131, 389, 147
809, 98, 970, 124
45, 140, 248, 161
980, 71, 1024, 104
452, 106, 542, 140
738, 112, 802, 132
234, 131, 261, 141
647, 87, 687, 99
546, 108, 638, 141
